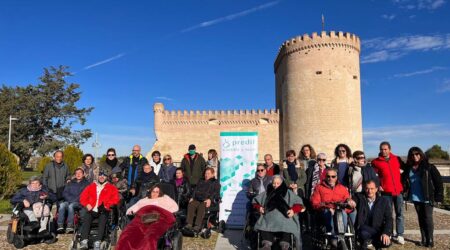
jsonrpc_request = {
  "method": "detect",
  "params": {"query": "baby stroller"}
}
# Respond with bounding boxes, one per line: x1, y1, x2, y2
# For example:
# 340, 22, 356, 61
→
6, 199, 57, 249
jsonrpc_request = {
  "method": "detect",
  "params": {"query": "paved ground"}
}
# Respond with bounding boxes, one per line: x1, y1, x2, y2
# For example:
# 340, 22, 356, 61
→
1, 203, 449, 249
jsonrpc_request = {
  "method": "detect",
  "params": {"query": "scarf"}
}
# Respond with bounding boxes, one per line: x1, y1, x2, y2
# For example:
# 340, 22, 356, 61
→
94, 181, 107, 212
352, 166, 363, 193
256, 175, 266, 194
106, 158, 118, 168
310, 163, 321, 197
175, 178, 183, 187
265, 181, 290, 218
287, 161, 298, 182
27, 184, 42, 192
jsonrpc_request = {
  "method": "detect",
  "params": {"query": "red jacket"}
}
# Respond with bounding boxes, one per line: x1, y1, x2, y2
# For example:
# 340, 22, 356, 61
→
311, 182, 350, 211
371, 153, 403, 196
80, 182, 120, 211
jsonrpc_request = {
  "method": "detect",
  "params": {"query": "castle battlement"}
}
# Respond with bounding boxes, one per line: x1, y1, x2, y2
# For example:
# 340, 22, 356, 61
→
274, 31, 361, 72
154, 103, 279, 126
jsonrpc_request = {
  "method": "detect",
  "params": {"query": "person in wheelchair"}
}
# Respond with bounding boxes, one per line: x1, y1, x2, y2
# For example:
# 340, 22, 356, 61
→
11, 176, 57, 233
252, 175, 304, 250
57, 167, 89, 234
111, 172, 128, 199
128, 163, 160, 207
354, 180, 392, 250
185, 167, 220, 233
78, 171, 120, 249
117, 184, 180, 250
311, 168, 356, 248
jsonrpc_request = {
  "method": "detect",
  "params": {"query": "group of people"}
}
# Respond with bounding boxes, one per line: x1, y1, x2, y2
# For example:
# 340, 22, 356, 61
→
10, 141, 444, 250
247, 142, 444, 250
11, 144, 221, 250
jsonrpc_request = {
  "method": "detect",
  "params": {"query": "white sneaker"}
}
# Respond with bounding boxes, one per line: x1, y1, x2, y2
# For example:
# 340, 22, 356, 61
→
397, 236, 405, 245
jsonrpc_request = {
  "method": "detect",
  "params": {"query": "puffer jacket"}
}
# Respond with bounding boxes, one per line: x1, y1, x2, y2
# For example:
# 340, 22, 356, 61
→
80, 182, 120, 211
371, 153, 404, 196
310, 182, 351, 211
180, 153, 207, 186
192, 177, 220, 202
11, 185, 57, 206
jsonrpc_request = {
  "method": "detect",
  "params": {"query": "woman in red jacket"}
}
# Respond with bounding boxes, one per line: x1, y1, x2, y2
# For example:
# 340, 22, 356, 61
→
79, 171, 120, 250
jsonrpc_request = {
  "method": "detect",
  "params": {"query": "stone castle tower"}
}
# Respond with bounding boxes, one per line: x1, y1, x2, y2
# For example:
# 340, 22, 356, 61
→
149, 31, 363, 162
275, 31, 363, 158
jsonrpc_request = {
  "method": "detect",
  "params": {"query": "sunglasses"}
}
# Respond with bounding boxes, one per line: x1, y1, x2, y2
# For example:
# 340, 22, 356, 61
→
318, 159, 326, 162
326, 175, 337, 179
107, 154, 115, 156
257, 169, 265, 172
356, 156, 365, 160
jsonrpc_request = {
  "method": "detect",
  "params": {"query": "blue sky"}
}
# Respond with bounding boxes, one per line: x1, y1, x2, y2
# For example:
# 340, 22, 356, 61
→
1, 0, 450, 158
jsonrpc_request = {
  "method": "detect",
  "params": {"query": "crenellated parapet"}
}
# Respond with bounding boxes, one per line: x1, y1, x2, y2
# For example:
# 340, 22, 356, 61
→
153, 103, 279, 127
274, 31, 360, 72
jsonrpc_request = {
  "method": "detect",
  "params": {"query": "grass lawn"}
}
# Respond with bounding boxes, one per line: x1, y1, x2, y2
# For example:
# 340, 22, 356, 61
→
21, 169, 41, 182
0, 199, 12, 214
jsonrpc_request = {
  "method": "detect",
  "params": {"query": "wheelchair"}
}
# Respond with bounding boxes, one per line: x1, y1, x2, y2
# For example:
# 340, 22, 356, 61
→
310, 202, 356, 250
255, 231, 297, 250
198, 199, 226, 239
6, 201, 57, 249
69, 206, 119, 250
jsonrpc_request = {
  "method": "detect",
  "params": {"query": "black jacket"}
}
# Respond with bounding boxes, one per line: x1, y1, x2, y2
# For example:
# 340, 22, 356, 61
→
120, 155, 149, 188
192, 178, 220, 202
134, 171, 160, 198
355, 194, 393, 236
347, 163, 380, 195
181, 153, 207, 186
171, 177, 191, 208
402, 161, 444, 203
11, 186, 57, 206
62, 178, 90, 203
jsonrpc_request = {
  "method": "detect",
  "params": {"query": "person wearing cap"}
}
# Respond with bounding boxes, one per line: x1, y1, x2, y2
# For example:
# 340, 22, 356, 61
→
120, 145, 149, 189
180, 144, 207, 187
57, 168, 90, 234
111, 172, 128, 198
79, 170, 120, 249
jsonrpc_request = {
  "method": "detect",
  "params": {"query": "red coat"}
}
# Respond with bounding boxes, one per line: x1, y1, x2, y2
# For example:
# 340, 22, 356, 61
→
311, 182, 350, 211
80, 182, 120, 211
371, 153, 403, 196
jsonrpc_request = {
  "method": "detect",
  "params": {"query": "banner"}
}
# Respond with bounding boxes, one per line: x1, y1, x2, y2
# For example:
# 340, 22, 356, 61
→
219, 131, 258, 228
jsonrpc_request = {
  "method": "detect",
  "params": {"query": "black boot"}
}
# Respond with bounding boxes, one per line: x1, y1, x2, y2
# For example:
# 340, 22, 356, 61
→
426, 234, 434, 248
417, 228, 426, 246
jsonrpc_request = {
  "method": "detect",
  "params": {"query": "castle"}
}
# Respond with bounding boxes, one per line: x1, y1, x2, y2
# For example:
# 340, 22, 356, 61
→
148, 31, 363, 163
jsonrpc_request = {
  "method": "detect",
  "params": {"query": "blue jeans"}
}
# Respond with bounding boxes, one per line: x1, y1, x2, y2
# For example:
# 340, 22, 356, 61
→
323, 209, 348, 235
383, 194, 404, 236
57, 201, 80, 226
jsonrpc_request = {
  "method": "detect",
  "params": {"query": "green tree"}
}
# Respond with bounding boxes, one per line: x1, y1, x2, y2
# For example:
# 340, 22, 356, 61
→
425, 145, 450, 160
98, 154, 107, 165
0, 66, 93, 167
37, 156, 52, 174
0, 143, 22, 200
63, 145, 84, 174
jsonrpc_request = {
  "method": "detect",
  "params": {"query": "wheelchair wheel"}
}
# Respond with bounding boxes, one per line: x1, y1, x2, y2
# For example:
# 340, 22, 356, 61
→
344, 219, 356, 250
44, 232, 57, 244
13, 234, 25, 249
218, 220, 226, 234
200, 228, 211, 239
171, 231, 183, 250
110, 228, 118, 246
7, 223, 14, 244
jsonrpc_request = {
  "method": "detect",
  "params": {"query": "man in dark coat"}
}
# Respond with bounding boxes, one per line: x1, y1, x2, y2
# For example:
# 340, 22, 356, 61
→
120, 145, 149, 189
180, 144, 206, 187
355, 180, 392, 249
185, 167, 220, 232
42, 150, 70, 202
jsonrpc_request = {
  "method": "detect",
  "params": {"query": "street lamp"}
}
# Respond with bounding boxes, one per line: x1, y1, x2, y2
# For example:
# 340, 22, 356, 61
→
8, 115, 18, 151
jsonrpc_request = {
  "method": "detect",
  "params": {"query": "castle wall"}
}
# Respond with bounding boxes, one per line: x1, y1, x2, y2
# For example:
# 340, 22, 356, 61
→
275, 31, 363, 159
148, 103, 280, 163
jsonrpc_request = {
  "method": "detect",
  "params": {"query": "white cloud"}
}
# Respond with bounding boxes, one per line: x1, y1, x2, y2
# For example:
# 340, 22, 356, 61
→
181, 0, 280, 33
437, 79, 450, 93
155, 96, 174, 101
381, 14, 396, 20
83, 53, 126, 70
393, 0, 446, 10
393, 66, 447, 77
361, 34, 450, 63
